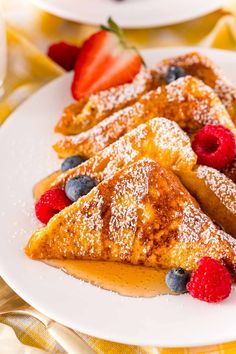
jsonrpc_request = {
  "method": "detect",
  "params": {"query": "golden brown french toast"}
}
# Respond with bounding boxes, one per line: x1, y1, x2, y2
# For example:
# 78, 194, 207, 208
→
223, 159, 236, 182
38, 118, 236, 237
56, 52, 236, 136
156, 52, 236, 125
25, 159, 236, 276
51, 118, 197, 189
55, 69, 158, 135
54, 76, 235, 159
180, 166, 236, 237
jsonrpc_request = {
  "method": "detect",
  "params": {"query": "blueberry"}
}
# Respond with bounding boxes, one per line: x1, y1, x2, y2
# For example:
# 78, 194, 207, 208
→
165, 268, 190, 293
61, 155, 86, 172
65, 175, 97, 202
165, 66, 186, 84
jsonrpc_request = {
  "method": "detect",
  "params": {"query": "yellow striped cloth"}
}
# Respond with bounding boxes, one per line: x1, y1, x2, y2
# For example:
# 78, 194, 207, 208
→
1, 1, 236, 353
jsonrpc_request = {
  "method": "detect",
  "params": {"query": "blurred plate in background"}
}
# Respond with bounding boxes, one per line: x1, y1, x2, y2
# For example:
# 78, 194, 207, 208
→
30, 0, 222, 28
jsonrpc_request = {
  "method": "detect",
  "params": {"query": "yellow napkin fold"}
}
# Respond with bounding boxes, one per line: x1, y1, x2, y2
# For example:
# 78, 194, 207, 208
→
211, 15, 236, 49
0, 27, 64, 124
0, 323, 47, 354
1, 2, 236, 353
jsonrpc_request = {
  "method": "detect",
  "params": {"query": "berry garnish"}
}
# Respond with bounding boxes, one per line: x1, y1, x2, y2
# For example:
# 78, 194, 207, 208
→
187, 257, 232, 303
192, 124, 236, 169
71, 17, 143, 100
61, 155, 86, 172
65, 176, 97, 202
165, 268, 191, 293
35, 188, 71, 224
165, 65, 186, 84
47, 41, 80, 71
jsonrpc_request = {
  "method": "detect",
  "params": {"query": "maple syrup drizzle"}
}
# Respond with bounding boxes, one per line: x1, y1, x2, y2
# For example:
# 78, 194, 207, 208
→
45, 260, 174, 297
33, 170, 61, 201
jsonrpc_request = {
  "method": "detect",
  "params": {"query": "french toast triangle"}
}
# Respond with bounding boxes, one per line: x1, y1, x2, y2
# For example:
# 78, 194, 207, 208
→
38, 117, 236, 237
51, 117, 197, 189
25, 159, 236, 276
53, 76, 235, 159
156, 52, 236, 125
55, 69, 158, 136
56, 52, 236, 136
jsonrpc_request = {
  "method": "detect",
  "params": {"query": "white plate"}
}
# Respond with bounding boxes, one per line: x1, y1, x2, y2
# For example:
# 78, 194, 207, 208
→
1, 47, 236, 347
30, 0, 222, 28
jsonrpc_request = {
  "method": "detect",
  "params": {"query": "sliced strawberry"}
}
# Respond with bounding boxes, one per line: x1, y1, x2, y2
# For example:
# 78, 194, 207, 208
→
86, 49, 141, 94
71, 18, 142, 100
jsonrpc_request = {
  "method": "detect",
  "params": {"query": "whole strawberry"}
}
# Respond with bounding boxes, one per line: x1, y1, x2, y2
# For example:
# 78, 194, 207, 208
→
187, 257, 232, 303
48, 41, 80, 71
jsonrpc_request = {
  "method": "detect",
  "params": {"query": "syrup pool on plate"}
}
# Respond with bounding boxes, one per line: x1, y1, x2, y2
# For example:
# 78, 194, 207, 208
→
46, 260, 174, 297
33, 171, 61, 201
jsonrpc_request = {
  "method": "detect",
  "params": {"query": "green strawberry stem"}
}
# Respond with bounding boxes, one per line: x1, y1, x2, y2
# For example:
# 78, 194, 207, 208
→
101, 17, 146, 67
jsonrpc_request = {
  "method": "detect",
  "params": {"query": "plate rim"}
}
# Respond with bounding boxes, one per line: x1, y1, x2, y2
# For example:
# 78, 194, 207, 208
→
1, 46, 236, 348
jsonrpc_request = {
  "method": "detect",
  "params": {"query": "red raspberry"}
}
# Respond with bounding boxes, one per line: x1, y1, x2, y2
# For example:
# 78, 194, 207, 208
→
192, 124, 236, 169
187, 257, 232, 303
47, 41, 80, 71
35, 188, 71, 224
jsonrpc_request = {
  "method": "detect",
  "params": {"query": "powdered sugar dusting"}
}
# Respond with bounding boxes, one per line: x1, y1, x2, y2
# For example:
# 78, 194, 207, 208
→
214, 78, 236, 112
29, 159, 236, 275
179, 204, 210, 243
60, 189, 104, 234
52, 117, 196, 190
197, 165, 236, 214
109, 160, 153, 257
179, 204, 236, 268
57, 69, 156, 134
149, 117, 196, 166
58, 51, 236, 138
165, 76, 232, 128
55, 75, 234, 158
86, 69, 154, 116
158, 51, 236, 123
